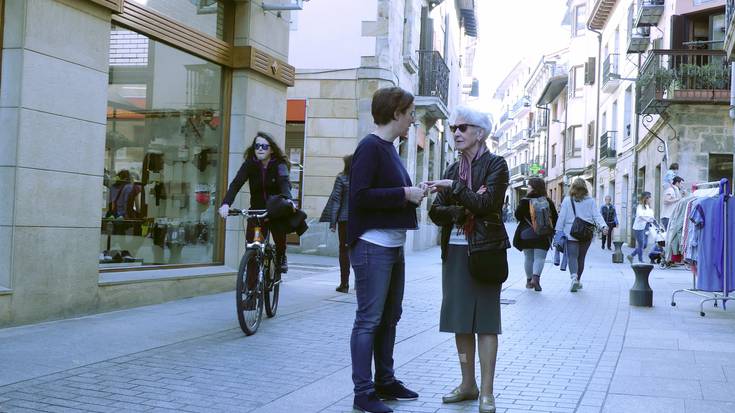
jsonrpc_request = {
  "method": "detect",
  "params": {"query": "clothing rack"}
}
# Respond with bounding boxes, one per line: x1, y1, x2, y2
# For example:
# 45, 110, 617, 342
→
671, 179, 732, 316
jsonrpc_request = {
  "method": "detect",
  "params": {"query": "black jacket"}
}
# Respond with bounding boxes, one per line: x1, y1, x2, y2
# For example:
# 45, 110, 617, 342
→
319, 173, 349, 226
512, 195, 558, 251
221, 158, 292, 209
429, 151, 510, 260
601, 204, 618, 227
266, 195, 308, 236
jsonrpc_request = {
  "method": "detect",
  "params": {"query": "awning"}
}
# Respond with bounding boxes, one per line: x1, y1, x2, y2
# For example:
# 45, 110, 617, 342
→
536, 75, 568, 106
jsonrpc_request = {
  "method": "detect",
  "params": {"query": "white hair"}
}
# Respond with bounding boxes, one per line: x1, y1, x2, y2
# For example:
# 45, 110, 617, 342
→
449, 106, 493, 139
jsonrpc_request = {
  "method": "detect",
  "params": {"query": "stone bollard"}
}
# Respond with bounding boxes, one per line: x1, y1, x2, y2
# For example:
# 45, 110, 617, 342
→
630, 264, 654, 307
612, 241, 624, 263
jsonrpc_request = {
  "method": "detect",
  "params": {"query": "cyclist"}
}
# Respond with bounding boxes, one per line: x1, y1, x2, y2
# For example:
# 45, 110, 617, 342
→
219, 132, 293, 277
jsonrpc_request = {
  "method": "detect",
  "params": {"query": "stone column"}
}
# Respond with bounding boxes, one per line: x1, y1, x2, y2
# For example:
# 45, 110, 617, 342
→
0, 0, 111, 325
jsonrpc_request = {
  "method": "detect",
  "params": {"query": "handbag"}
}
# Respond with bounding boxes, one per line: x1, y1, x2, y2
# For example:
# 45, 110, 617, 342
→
520, 220, 539, 240
570, 199, 596, 242
468, 248, 509, 284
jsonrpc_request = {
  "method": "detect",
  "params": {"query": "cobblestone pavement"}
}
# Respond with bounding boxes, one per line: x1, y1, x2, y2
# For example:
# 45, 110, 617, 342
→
2, 230, 735, 413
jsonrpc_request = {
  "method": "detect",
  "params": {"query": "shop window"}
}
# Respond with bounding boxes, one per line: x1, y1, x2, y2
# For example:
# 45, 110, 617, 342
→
129, 0, 227, 40
102, 25, 224, 269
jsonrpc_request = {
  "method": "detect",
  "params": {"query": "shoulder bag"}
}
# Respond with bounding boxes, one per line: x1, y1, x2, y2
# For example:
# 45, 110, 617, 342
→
570, 199, 595, 242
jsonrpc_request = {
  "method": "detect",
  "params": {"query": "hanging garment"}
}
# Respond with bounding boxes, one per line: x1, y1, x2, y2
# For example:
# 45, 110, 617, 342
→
693, 196, 733, 292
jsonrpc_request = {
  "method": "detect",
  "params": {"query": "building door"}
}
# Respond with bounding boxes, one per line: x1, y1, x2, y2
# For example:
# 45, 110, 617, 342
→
285, 100, 306, 245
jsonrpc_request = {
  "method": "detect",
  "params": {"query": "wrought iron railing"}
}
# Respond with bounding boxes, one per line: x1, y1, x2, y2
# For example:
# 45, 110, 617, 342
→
499, 110, 510, 125
511, 96, 531, 114
600, 131, 617, 162
637, 49, 730, 114
418, 50, 450, 105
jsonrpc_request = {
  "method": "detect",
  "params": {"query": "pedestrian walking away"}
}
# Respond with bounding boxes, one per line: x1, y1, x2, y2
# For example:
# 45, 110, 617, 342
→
426, 106, 509, 413
555, 178, 608, 292
319, 154, 352, 293
627, 191, 656, 264
512, 177, 558, 292
347, 87, 425, 413
600, 195, 618, 250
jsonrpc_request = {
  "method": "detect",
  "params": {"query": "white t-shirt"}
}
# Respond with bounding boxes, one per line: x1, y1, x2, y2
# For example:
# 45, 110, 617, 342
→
633, 205, 655, 230
360, 229, 407, 248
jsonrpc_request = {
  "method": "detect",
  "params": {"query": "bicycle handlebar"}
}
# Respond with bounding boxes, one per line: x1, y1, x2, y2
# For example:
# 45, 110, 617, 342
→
228, 208, 268, 219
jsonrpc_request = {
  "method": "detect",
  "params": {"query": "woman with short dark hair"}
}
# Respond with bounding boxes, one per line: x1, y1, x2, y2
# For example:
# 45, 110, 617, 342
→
348, 86, 425, 413
512, 177, 558, 292
320, 154, 353, 293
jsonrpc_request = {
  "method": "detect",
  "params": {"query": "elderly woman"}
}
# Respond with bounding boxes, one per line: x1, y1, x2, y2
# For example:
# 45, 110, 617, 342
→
348, 87, 426, 413
426, 106, 510, 413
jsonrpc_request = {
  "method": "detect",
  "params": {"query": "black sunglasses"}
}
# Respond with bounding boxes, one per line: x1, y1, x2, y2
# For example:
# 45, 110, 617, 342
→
254, 143, 270, 150
449, 123, 477, 133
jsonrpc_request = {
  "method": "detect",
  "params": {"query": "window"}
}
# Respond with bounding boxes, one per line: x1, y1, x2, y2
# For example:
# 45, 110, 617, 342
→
572, 4, 586, 37
102, 25, 224, 269
567, 126, 582, 157
570, 66, 584, 98
552, 144, 557, 167
129, 0, 227, 40
709, 154, 734, 182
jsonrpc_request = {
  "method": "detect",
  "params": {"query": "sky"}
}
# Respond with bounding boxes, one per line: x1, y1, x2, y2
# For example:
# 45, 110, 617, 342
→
472, 0, 571, 112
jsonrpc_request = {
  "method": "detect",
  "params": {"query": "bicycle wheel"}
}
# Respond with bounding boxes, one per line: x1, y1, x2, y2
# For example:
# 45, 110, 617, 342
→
264, 251, 280, 318
236, 250, 264, 335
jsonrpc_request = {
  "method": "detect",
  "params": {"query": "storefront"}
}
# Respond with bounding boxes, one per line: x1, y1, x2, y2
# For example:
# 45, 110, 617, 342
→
0, 0, 294, 326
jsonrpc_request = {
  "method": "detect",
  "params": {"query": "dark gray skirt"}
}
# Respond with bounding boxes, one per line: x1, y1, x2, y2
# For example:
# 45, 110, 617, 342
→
440, 244, 502, 334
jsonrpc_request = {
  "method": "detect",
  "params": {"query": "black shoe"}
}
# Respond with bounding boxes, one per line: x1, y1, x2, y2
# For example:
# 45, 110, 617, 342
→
353, 393, 393, 413
336, 284, 349, 293
276, 253, 288, 273
375, 380, 418, 401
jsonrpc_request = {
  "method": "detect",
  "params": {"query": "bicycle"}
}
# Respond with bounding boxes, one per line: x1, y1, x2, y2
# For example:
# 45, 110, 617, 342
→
228, 208, 281, 335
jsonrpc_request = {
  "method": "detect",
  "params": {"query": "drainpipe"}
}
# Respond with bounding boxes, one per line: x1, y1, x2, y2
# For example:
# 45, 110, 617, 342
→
562, 90, 569, 194
588, 26, 603, 199
630, 53, 643, 247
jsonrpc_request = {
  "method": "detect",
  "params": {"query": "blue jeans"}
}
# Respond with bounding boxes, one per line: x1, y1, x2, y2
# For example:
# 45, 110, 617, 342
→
349, 239, 405, 395
631, 229, 648, 262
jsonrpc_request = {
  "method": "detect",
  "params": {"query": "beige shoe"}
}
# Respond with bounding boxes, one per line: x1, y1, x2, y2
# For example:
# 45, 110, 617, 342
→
479, 394, 496, 413
442, 386, 479, 403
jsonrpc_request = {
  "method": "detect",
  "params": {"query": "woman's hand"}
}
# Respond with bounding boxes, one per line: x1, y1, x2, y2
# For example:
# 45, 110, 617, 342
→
422, 179, 454, 193
218, 204, 230, 219
404, 186, 426, 204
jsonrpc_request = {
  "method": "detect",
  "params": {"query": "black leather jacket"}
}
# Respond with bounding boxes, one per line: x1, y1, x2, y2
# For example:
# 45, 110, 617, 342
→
429, 151, 510, 260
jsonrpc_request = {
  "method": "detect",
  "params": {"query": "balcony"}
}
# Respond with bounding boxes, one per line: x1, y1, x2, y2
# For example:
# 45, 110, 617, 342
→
510, 96, 531, 116
499, 110, 511, 126
602, 53, 621, 93
726, 0, 735, 60
510, 129, 529, 148
599, 131, 617, 167
627, 26, 650, 54
497, 141, 510, 155
416, 50, 450, 120
635, 0, 665, 28
510, 163, 529, 180
637, 49, 731, 115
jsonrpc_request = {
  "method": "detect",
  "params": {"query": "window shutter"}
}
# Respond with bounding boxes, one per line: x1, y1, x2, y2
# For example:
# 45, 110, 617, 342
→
587, 121, 595, 148
584, 57, 596, 85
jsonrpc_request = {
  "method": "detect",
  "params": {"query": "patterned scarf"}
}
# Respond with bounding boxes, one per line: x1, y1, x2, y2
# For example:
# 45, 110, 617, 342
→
457, 142, 488, 237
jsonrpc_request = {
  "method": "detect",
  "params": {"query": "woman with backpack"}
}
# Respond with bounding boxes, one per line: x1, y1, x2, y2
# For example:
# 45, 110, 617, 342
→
555, 178, 608, 292
512, 177, 558, 292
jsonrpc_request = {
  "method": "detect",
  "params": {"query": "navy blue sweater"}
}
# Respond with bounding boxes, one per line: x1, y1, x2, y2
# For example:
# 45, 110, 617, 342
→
347, 134, 418, 245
